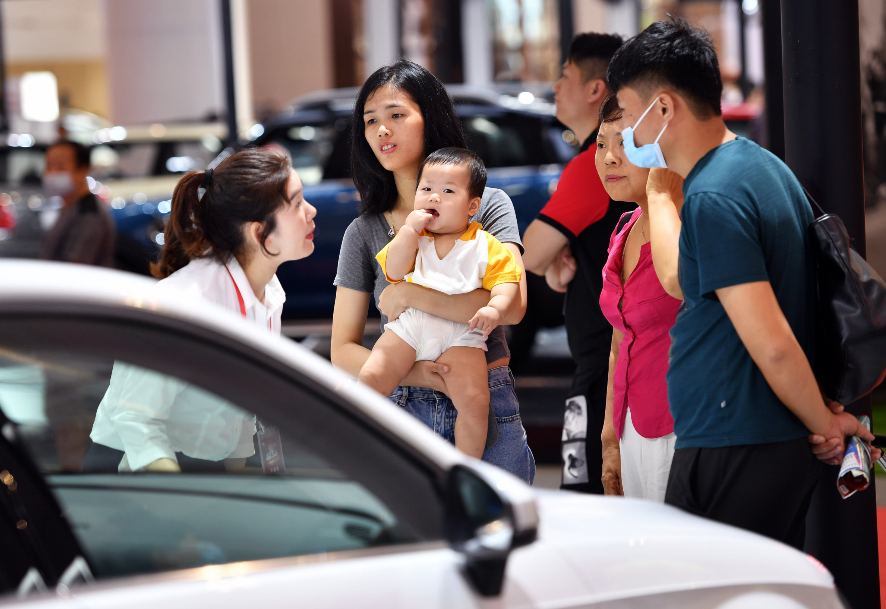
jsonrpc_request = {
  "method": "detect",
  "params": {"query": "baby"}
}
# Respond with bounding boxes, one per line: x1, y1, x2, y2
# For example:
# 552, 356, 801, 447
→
358, 148, 522, 458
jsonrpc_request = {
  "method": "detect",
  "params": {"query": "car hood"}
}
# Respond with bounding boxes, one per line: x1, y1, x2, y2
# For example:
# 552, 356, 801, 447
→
501, 490, 835, 604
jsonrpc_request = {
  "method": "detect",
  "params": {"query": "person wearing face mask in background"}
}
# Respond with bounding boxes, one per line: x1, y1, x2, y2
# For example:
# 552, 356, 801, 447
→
39, 140, 116, 472
40, 140, 115, 267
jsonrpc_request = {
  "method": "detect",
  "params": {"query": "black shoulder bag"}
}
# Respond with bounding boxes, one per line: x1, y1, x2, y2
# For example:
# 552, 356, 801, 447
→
806, 189, 886, 404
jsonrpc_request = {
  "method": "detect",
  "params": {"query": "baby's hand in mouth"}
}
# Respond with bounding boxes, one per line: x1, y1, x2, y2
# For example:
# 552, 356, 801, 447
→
404, 209, 435, 233
423, 208, 439, 218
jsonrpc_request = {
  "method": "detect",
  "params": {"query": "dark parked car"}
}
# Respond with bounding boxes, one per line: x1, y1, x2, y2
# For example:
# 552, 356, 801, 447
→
0, 89, 576, 322
249, 85, 577, 319
0, 94, 763, 322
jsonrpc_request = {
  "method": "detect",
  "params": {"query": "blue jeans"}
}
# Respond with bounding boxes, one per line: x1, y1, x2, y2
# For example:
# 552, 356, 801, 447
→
389, 366, 535, 484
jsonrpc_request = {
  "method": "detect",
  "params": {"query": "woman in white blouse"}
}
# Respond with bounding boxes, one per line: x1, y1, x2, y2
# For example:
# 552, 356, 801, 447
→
85, 148, 316, 473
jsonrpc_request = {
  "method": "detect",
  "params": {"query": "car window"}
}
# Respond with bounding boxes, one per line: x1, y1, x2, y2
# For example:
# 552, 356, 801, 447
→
266, 107, 564, 184
459, 109, 557, 168
89, 139, 224, 181
263, 123, 340, 185
1, 149, 46, 185
0, 314, 443, 585
463, 116, 527, 168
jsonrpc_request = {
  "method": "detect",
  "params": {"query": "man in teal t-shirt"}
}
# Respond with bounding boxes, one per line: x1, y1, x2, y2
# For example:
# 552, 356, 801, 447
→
606, 18, 878, 549
671, 139, 815, 449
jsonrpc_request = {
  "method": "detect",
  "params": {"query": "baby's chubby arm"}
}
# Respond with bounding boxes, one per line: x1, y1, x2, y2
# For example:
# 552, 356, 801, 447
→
385, 209, 434, 280
469, 282, 518, 337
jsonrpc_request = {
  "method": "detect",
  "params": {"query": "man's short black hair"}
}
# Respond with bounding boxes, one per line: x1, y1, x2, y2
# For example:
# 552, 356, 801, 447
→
416, 147, 486, 201
568, 32, 624, 84
607, 18, 722, 118
47, 140, 91, 168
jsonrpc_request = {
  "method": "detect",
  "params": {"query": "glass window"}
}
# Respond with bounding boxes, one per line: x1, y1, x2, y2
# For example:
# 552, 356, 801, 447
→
263, 123, 338, 185
0, 317, 442, 583
89, 139, 224, 182
461, 112, 551, 168
4, 149, 46, 185
88, 143, 154, 180
488, 0, 561, 82
164, 141, 216, 174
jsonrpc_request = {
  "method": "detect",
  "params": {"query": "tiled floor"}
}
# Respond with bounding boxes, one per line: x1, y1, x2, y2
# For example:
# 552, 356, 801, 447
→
532, 464, 561, 490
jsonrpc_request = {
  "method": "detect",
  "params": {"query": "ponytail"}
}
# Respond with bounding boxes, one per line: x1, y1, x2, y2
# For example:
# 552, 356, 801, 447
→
152, 171, 205, 278
151, 147, 292, 279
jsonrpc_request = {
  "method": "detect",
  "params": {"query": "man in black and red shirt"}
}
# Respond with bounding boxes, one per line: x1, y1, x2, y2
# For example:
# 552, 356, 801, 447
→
523, 33, 633, 494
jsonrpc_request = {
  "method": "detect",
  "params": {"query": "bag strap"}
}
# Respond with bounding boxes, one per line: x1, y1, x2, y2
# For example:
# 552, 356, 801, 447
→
802, 186, 827, 218
615, 209, 636, 235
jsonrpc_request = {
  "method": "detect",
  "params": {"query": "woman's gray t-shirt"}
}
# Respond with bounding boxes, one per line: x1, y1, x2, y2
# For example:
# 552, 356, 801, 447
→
334, 187, 523, 363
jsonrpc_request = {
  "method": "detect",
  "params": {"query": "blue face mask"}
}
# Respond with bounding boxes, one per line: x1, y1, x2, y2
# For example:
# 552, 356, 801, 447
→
622, 98, 669, 169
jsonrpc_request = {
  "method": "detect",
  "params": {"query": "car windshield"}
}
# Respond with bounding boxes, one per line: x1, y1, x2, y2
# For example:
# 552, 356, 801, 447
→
90, 138, 224, 181
263, 122, 339, 185
262, 107, 562, 185
0, 148, 46, 185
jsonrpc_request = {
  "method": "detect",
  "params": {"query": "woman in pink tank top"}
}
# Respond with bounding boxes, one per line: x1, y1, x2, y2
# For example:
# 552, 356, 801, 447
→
596, 96, 684, 501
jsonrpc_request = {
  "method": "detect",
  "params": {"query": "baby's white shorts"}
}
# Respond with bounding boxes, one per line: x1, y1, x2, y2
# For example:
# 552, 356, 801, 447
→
384, 307, 488, 361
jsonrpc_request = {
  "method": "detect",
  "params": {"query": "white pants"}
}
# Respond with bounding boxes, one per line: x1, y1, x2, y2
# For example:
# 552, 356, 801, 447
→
619, 406, 676, 502
385, 307, 487, 361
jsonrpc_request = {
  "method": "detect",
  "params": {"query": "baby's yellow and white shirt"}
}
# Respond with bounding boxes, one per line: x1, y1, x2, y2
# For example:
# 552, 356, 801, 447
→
375, 221, 522, 295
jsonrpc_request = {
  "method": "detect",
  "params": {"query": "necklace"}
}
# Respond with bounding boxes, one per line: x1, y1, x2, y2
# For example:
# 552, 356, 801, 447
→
384, 211, 397, 238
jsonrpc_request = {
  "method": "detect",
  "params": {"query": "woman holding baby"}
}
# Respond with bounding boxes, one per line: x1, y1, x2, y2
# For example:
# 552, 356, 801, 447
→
330, 60, 535, 483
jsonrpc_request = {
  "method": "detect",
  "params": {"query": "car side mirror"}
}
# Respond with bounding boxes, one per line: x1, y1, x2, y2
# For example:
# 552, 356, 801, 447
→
443, 463, 539, 596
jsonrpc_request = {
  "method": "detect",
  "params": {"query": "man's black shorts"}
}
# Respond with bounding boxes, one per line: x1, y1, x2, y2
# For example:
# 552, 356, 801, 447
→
665, 437, 821, 549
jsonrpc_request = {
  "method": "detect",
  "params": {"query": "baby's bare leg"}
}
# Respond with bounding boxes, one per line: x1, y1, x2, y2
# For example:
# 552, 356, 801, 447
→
436, 347, 490, 459
358, 331, 417, 397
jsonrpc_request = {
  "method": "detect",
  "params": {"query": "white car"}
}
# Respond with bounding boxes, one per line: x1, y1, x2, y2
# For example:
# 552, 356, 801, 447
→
0, 261, 843, 608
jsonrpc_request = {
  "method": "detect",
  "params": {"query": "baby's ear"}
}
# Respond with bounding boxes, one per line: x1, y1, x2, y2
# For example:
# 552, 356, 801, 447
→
468, 196, 482, 215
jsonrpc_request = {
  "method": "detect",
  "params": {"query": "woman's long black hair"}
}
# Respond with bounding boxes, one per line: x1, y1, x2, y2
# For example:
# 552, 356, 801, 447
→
351, 59, 467, 216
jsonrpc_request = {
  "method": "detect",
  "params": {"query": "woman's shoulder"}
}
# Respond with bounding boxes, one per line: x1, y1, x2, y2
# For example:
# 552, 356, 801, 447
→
160, 257, 218, 284
156, 258, 223, 301
476, 187, 521, 249
481, 186, 509, 205
340, 213, 389, 259
606, 209, 638, 252
347, 213, 377, 228
478, 187, 515, 217
345, 213, 387, 237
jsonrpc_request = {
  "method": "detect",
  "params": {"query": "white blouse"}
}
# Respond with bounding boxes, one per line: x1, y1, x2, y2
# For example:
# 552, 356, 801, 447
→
157, 256, 286, 333
89, 256, 286, 471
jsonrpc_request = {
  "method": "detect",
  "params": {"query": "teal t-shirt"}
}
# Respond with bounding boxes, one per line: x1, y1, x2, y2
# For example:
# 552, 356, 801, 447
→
668, 137, 815, 449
